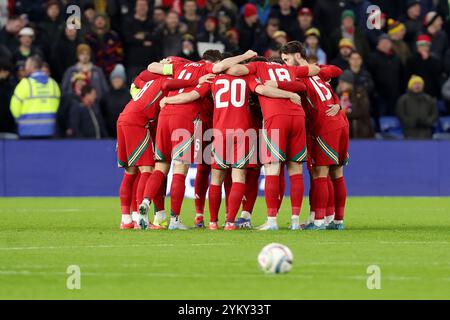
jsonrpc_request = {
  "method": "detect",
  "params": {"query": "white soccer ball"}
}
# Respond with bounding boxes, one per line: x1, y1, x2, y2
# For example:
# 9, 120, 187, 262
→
257, 243, 293, 274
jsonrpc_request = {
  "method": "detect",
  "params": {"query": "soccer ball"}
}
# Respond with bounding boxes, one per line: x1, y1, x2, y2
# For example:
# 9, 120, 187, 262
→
257, 243, 293, 274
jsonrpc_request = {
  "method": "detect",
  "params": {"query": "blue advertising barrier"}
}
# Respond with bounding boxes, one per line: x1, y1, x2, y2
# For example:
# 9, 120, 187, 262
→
0, 140, 449, 197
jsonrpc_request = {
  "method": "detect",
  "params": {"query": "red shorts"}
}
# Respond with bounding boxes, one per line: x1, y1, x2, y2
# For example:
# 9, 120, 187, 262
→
117, 123, 154, 168
311, 126, 349, 167
261, 115, 307, 164
211, 132, 257, 170
154, 114, 202, 163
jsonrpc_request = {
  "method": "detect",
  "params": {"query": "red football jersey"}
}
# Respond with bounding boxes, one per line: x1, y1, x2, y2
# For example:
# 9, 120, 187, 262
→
162, 61, 214, 119
244, 61, 310, 119
118, 76, 167, 127
210, 74, 260, 132
299, 74, 348, 136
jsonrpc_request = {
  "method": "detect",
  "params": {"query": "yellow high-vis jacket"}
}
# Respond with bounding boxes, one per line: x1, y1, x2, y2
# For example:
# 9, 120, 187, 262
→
10, 72, 60, 137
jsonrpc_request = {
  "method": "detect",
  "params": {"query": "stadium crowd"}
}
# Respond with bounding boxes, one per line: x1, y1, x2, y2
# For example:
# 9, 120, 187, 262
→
1, 0, 450, 140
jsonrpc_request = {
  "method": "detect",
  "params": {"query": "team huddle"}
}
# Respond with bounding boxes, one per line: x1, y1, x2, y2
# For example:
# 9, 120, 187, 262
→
116, 40, 349, 231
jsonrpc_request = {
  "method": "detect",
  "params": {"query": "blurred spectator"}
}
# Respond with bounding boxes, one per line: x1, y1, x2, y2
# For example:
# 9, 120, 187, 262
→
329, 10, 370, 61
181, 0, 204, 37
337, 70, 374, 139
79, 3, 97, 37
330, 38, 354, 70
38, 0, 63, 58
70, 85, 107, 139
61, 44, 109, 99
272, 30, 288, 47
217, 8, 234, 36
292, 7, 314, 42
253, 17, 279, 55
366, 11, 388, 49
388, 19, 411, 66
85, 14, 124, 77
270, 0, 297, 39
100, 64, 130, 138
347, 51, 374, 95
10, 55, 60, 138
368, 34, 403, 116
265, 43, 281, 59
160, 10, 186, 57
51, 26, 82, 82
198, 15, 228, 50
153, 6, 167, 28
441, 75, 450, 114
423, 11, 448, 61
236, 4, 262, 52
250, 0, 272, 26
224, 28, 241, 54
205, 0, 236, 26
396, 75, 438, 139
0, 1, 8, 28
0, 16, 23, 54
400, 0, 422, 50
13, 27, 43, 80
314, 0, 344, 41
304, 28, 326, 65
178, 34, 201, 61
122, 0, 161, 83
14, 0, 47, 23
406, 34, 443, 99
0, 59, 16, 134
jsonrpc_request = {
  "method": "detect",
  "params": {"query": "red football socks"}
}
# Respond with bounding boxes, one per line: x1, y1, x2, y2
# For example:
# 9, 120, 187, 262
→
290, 174, 304, 216
278, 166, 286, 211
143, 170, 165, 201
332, 176, 347, 221
226, 182, 246, 223
131, 172, 140, 212
326, 176, 335, 217
119, 173, 137, 214
224, 170, 232, 214
208, 184, 222, 223
194, 164, 210, 214
242, 169, 260, 213
136, 172, 151, 206
170, 173, 186, 216
309, 174, 316, 212
312, 177, 328, 220
265, 175, 280, 217
153, 181, 166, 212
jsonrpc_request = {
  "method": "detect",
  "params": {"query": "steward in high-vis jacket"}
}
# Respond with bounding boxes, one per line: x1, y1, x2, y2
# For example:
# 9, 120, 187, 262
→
10, 55, 60, 138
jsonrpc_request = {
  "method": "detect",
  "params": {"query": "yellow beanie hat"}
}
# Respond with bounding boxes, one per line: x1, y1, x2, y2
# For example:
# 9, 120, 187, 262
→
408, 75, 424, 90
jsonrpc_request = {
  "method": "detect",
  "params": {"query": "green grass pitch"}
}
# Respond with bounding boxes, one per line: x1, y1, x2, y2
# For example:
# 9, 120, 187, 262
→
0, 197, 449, 300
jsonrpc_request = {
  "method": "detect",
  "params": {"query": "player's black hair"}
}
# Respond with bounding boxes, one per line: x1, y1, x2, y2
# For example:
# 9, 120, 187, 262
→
80, 84, 95, 97
269, 57, 285, 64
249, 56, 268, 62
280, 41, 307, 59
202, 50, 222, 63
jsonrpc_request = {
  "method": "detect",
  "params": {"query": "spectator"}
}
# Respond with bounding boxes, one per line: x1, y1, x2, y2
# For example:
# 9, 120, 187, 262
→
85, 14, 124, 77
61, 44, 109, 99
366, 11, 388, 49
10, 55, 60, 138
250, 0, 272, 26
272, 30, 288, 47
314, 0, 345, 42
100, 64, 130, 138
51, 25, 82, 82
224, 28, 241, 55
400, 0, 422, 51
292, 7, 314, 42
198, 16, 228, 51
252, 17, 279, 55
0, 59, 16, 134
38, 0, 63, 58
205, 0, 236, 26
329, 10, 370, 61
70, 85, 107, 139
160, 10, 186, 57
423, 11, 448, 61
178, 34, 201, 61
388, 19, 411, 66
153, 6, 167, 28
181, 0, 204, 37
330, 38, 354, 70
304, 28, 327, 65
0, 16, 25, 54
217, 8, 234, 36
396, 75, 438, 139
270, 0, 297, 39
123, 0, 161, 82
13, 27, 43, 80
337, 70, 374, 139
406, 34, 443, 99
236, 3, 262, 52
347, 51, 374, 95
368, 34, 403, 116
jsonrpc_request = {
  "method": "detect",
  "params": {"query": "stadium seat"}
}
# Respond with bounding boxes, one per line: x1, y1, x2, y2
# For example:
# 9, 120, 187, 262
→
379, 116, 404, 139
